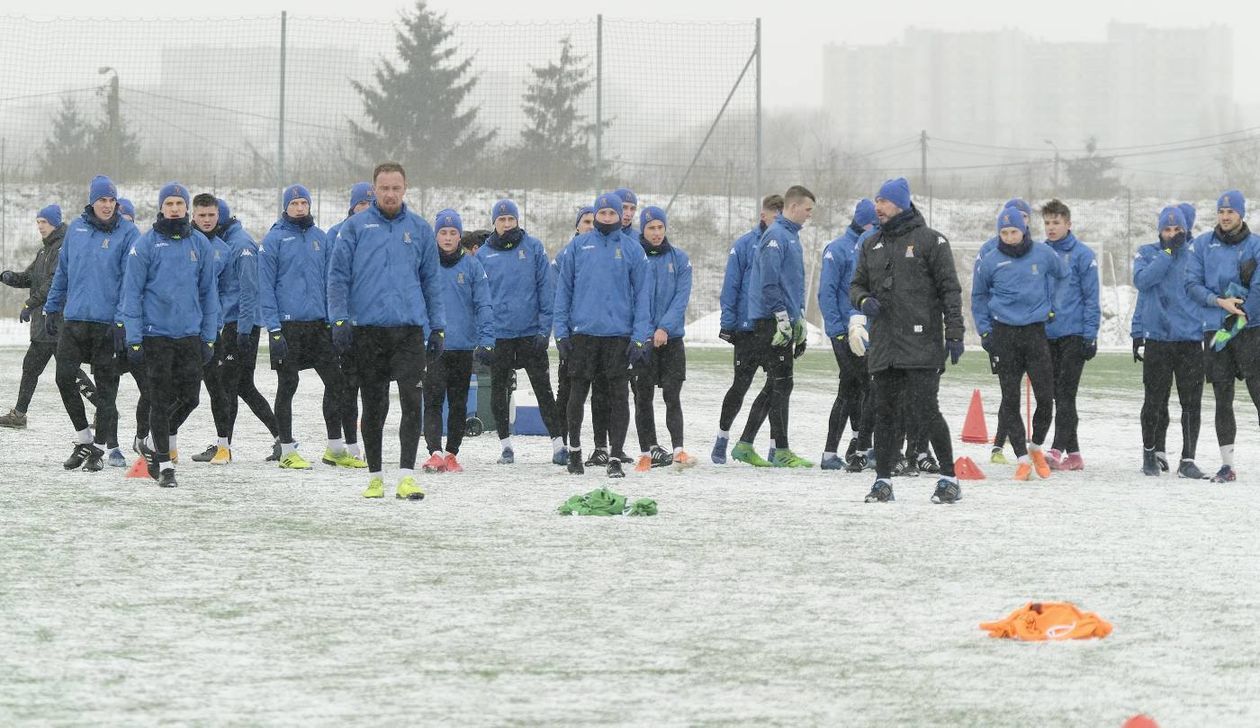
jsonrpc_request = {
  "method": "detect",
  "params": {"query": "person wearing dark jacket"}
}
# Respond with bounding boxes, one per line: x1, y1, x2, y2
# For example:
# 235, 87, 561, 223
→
971, 207, 1065, 481
1132, 206, 1208, 479
851, 177, 965, 504
0, 205, 94, 429
327, 162, 444, 500
122, 182, 220, 487
475, 199, 566, 465
44, 175, 140, 472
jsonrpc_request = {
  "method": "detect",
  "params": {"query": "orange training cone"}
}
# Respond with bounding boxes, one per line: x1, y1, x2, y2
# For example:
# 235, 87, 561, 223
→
954, 456, 985, 480
961, 389, 990, 444
1123, 716, 1159, 728
125, 456, 150, 479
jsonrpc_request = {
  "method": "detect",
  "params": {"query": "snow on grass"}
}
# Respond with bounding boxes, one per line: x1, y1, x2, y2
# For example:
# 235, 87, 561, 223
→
1, 347, 1258, 725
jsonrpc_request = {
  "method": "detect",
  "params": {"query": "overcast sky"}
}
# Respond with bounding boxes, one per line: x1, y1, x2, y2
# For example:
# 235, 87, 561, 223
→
21, 0, 1246, 110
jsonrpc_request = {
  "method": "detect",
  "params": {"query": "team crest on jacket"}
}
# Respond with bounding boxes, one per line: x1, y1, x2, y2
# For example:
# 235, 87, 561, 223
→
190, 250, 198, 262
614, 248, 622, 259
312, 240, 320, 251
518, 249, 526, 260
457, 272, 465, 284
668, 262, 674, 273
101, 238, 110, 249
404, 231, 412, 244
1031, 263, 1038, 274
905, 245, 914, 257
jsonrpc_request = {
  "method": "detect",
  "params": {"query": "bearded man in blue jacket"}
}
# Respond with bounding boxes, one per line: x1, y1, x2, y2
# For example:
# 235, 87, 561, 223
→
327, 162, 445, 501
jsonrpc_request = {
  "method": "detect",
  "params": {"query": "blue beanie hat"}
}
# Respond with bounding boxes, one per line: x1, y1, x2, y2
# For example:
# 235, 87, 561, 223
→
996, 207, 1028, 236
1218, 190, 1246, 218
853, 198, 877, 228
575, 206, 595, 228
347, 182, 373, 215
283, 184, 311, 208
434, 208, 463, 235
1158, 206, 1187, 233
876, 177, 912, 211
118, 198, 135, 218
37, 204, 62, 229
613, 187, 637, 206
640, 206, 667, 230
87, 175, 117, 205
216, 198, 231, 222
1004, 198, 1032, 217
491, 199, 520, 221
595, 192, 623, 215
158, 181, 190, 208
1177, 203, 1196, 231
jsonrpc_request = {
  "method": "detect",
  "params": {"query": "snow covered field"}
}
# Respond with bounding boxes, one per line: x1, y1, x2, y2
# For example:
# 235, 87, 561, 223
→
2, 346, 1259, 726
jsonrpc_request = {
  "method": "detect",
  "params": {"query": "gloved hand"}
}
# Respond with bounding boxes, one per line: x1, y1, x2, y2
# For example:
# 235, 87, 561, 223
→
237, 329, 255, 355
201, 341, 215, 366
847, 314, 868, 357
1083, 339, 1097, 361
556, 338, 573, 358
19, 306, 31, 323
628, 340, 652, 367
860, 296, 881, 318
531, 333, 549, 353
331, 320, 353, 355
792, 318, 806, 345
793, 340, 807, 359
1133, 337, 1145, 363
475, 345, 495, 367
946, 338, 964, 365
127, 343, 144, 368
718, 328, 735, 344
980, 332, 993, 353
0, 271, 17, 286
113, 322, 127, 353
771, 310, 792, 347
44, 313, 58, 338
269, 330, 288, 366
427, 329, 446, 358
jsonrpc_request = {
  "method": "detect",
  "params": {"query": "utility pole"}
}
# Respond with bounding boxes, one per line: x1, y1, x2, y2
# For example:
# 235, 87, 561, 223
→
919, 130, 928, 191
594, 14, 603, 191
1044, 139, 1060, 196
277, 11, 288, 214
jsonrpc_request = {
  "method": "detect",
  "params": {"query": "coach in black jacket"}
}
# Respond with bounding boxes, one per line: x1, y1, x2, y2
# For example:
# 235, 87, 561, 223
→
850, 177, 966, 504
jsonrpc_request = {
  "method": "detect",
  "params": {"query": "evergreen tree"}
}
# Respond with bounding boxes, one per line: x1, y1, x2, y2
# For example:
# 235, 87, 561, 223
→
1064, 137, 1122, 198
515, 37, 602, 189
350, 0, 494, 183
38, 96, 96, 183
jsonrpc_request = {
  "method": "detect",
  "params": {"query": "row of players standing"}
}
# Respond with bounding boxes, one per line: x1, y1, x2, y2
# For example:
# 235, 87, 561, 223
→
6, 165, 702, 497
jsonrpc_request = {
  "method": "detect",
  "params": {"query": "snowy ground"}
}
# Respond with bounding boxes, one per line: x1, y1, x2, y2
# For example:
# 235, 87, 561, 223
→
2, 346, 1259, 726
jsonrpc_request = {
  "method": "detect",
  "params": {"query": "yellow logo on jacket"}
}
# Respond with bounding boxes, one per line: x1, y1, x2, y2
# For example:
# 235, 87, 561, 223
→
614, 248, 622, 260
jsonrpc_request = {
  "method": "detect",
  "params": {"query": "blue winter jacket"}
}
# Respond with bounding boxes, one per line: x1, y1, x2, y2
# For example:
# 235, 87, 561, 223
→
642, 239, 692, 339
475, 230, 554, 340
219, 219, 262, 332
1186, 227, 1260, 331
1132, 242, 1204, 342
207, 234, 231, 332
971, 241, 1066, 335
439, 251, 494, 351
122, 223, 219, 344
718, 225, 761, 333
327, 202, 445, 330
1045, 233, 1101, 340
44, 210, 139, 325
748, 215, 806, 321
553, 228, 652, 341
978, 236, 999, 259
818, 226, 861, 337
258, 217, 332, 329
